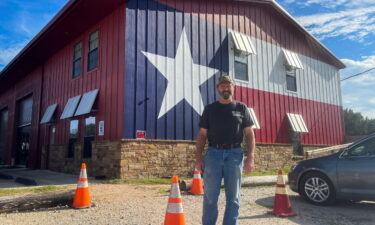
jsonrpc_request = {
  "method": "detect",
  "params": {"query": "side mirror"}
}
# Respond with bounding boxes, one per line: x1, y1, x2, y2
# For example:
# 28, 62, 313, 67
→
340, 148, 350, 158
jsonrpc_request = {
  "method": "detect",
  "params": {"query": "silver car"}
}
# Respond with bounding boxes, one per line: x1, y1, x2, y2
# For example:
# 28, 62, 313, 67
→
288, 134, 375, 205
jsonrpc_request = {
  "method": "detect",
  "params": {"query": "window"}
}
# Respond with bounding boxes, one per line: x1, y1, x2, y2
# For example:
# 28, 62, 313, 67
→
68, 120, 79, 158
83, 116, 95, 158
286, 69, 297, 92
347, 137, 375, 157
234, 50, 248, 81
87, 30, 99, 71
72, 41, 82, 78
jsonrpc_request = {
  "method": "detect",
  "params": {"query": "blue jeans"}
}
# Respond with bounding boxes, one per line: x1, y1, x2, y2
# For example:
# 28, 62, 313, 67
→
202, 147, 244, 225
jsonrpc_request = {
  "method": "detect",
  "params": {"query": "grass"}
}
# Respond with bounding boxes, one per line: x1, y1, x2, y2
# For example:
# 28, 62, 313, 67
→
0, 185, 71, 197
101, 178, 185, 185
244, 167, 290, 177
101, 168, 290, 185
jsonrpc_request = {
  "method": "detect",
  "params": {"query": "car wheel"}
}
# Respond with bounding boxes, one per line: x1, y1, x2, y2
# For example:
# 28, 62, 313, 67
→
299, 172, 335, 205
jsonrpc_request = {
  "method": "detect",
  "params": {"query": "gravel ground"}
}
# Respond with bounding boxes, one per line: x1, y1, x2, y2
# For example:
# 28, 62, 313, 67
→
1, 183, 374, 225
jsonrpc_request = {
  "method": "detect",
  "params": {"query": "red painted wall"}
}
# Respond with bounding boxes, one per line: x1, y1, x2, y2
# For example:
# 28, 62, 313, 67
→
235, 86, 344, 145
0, 68, 42, 167
0, 5, 125, 168
39, 6, 125, 144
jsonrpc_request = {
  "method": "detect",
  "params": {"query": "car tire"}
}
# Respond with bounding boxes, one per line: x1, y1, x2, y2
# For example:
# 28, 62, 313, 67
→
299, 172, 335, 206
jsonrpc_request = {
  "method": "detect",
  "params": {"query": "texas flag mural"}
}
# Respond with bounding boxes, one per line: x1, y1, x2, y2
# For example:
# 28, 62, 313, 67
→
124, 0, 345, 145
124, 0, 229, 140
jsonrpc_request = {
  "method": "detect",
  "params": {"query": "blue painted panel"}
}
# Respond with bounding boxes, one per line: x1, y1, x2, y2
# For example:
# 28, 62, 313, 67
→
124, 0, 229, 140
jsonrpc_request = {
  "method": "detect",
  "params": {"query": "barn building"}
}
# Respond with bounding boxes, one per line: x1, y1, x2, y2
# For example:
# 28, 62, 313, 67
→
0, 0, 345, 178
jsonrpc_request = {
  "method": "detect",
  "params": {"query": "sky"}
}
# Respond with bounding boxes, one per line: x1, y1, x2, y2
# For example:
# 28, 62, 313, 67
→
0, 0, 375, 118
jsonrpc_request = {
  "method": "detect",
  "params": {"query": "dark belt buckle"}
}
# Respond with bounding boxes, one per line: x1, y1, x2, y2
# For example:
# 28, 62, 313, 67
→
220, 144, 231, 150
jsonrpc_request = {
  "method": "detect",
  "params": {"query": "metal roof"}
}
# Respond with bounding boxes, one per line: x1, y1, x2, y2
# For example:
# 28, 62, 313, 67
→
60, 95, 81, 119
74, 89, 99, 116
40, 104, 58, 124
230, 31, 257, 55
283, 49, 303, 70
287, 113, 309, 133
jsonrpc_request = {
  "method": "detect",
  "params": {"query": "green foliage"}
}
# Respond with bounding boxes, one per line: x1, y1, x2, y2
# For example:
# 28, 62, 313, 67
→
243, 167, 290, 177
101, 178, 178, 185
344, 108, 375, 136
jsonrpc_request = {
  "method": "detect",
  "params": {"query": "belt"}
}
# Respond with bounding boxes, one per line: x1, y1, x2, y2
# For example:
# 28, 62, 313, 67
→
209, 143, 242, 150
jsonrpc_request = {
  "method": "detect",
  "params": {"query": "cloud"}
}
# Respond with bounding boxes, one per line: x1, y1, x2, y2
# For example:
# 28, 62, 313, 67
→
0, 42, 26, 70
369, 97, 375, 105
290, 0, 375, 9
341, 56, 375, 119
296, 7, 375, 42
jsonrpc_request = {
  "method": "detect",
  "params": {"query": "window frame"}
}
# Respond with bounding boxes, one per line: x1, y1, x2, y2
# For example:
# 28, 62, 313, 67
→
72, 41, 83, 79
87, 30, 99, 71
286, 68, 297, 93
67, 119, 79, 158
233, 50, 249, 82
83, 116, 96, 158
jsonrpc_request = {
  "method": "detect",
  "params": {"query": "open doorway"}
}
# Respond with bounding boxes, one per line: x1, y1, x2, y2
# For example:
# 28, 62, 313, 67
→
15, 95, 33, 166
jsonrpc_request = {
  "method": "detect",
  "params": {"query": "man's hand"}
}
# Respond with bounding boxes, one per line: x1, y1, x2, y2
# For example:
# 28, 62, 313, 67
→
195, 156, 204, 173
243, 157, 255, 174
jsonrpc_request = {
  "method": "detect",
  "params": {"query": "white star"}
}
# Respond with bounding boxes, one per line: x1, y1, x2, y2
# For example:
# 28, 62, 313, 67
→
142, 28, 219, 119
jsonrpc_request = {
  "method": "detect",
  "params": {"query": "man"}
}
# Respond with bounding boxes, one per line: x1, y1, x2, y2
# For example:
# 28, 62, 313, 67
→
195, 75, 256, 225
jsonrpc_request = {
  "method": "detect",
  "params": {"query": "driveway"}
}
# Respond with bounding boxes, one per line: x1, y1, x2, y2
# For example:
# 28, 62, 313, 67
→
0, 184, 374, 225
0, 167, 87, 188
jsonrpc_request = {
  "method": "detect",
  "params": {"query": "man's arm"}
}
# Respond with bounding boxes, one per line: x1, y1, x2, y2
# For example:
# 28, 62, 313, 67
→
243, 126, 255, 174
195, 128, 208, 172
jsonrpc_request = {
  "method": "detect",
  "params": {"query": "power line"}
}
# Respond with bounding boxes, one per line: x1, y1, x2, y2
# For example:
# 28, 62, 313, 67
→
341, 67, 375, 81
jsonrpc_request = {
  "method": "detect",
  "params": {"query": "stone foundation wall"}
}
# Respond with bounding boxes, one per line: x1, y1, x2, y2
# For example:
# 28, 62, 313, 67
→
48, 139, 331, 178
48, 141, 121, 178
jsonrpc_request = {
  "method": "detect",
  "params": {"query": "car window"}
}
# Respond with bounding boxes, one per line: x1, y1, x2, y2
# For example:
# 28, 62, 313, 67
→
348, 137, 375, 157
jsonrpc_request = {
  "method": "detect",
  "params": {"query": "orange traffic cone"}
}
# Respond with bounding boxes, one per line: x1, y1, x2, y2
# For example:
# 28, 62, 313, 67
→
268, 169, 297, 217
164, 176, 186, 225
72, 163, 91, 209
190, 169, 204, 195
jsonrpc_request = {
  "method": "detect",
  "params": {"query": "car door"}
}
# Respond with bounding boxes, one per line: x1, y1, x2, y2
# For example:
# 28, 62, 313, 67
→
337, 136, 375, 200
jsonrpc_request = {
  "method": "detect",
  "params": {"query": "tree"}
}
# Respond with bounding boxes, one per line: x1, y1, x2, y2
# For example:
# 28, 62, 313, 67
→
344, 108, 375, 136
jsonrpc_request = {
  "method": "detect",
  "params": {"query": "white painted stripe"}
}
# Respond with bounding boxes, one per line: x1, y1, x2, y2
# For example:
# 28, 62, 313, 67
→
228, 30, 342, 106
193, 174, 201, 179
276, 187, 288, 195
170, 183, 181, 198
277, 175, 285, 185
77, 181, 89, 188
166, 203, 184, 214
79, 169, 87, 179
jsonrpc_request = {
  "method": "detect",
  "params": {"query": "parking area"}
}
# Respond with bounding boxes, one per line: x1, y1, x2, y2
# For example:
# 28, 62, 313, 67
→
0, 167, 91, 188
0, 183, 374, 225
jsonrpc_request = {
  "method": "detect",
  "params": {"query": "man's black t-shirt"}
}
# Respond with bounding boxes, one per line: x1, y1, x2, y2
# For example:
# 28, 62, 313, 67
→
199, 101, 254, 145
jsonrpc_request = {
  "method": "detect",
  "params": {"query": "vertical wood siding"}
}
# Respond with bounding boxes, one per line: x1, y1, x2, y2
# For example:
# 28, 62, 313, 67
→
124, 0, 344, 145
39, 6, 125, 146
0, 68, 42, 167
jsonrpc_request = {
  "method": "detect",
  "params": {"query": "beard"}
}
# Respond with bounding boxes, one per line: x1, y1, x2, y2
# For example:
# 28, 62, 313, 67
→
220, 91, 232, 100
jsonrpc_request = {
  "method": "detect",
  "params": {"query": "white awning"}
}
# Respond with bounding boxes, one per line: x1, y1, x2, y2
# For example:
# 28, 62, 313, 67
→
283, 49, 303, 69
230, 31, 256, 55
287, 113, 308, 133
74, 89, 99, 116
40, 104, 57, 124
248, 108, 260, 129
60, 95, 81, 119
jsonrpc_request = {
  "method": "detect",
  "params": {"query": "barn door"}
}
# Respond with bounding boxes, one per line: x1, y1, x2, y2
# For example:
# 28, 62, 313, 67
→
15, 95, 33, 166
